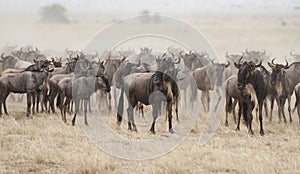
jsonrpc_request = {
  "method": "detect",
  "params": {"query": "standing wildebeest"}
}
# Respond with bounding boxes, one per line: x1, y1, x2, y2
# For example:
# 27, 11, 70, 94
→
224, 74, 257, 128
235, 59, 267, 135
294, 83, 300, 123
71, 75, 110, 125
268, 59, 294, 123
103, 53, 126, 110
191, 59, 215, 112
117, 71, 175, 134
0, 69, 52, 116
212, 60, 230, 111
0, 53, 32, 70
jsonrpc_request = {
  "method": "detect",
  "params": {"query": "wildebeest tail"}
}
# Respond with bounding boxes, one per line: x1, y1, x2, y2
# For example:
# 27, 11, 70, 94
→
56, 93, 61, 107
227, 97, 233, 113
117, 86, 124, 124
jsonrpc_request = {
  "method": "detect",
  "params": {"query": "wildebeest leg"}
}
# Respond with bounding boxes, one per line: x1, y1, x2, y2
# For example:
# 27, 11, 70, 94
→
113, 86, 117, 109
264, 100, 268, 118
245, 100, 254, 135
175, 99, 179, 122
107, 91, 112, 111
150, 103, 159, 134
207, 91, 210, 112
269, 97, 275, 122
127, 99, 137, 132
167, 101, 174, 133
59, 91, 65, 122
184, 88, 187, 107
201, 91, 207, 112
48, 89, 57, 113
214, 87, 221, 111
84, 99, 88, 126
236, 101, 242, 131
258, 102, 264, 136
275, 97, 282, 123
26, 93, 32, 117
71, 100, 80, 126
232, 99, 238, 123
3, 93, 9, 115
287, 95, 292, 123
31, 92, 36, 115
225, 96, 230, 126
297, 98, 300, 123
138, 103, 144, 119
88, 97, 92, 113
280, 97, 287, 123
63, 98, 71, 123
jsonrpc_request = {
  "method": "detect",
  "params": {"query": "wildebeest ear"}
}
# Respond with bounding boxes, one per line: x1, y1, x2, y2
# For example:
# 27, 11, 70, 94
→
33, 59, 38, 63
267, 62, 274, 69
234, 62, 241, 69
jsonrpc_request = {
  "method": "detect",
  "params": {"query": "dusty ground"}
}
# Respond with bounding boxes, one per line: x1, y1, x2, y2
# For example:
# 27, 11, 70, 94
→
0, 14, 300, 173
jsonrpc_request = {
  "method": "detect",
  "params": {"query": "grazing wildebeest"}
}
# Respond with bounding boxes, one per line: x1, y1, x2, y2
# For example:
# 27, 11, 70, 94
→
268, 59, 294, 123
71, 75, 110, 125
0, 68, 52, 116
235, 59, 267, 135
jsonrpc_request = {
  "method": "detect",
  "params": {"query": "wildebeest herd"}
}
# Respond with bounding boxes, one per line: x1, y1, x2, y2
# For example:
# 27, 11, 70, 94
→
1, 45, 300, 136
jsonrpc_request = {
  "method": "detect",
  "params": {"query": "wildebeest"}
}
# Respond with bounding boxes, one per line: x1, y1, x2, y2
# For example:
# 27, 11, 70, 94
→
117, 71, 175, 134
71, 75, 110, 125
268, 59, 294, 123
0, 68, 52, 116
191, 59, 215, 112
235, 59, 267, 135
294, 83, 300, 123
0, 53, 32, 70
212, 60, 230, 111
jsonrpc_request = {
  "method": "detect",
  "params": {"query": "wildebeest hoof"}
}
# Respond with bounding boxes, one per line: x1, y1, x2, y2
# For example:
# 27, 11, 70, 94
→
117, 121, 121, 126
150, 130, 155, 134
235, 127, 240, 131
72, 122, 75, 126
248, 130, 254, 135
260, 130, 265, 136
85, 122, 89, 126
225, 122, 229, 127
169, 128, 174, 134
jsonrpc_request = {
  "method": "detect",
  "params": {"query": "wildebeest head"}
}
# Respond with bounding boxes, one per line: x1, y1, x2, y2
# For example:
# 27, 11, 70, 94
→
234, 57, 261, 90
179, 50, 207, 70
156, 53, 180, 76
213, 60, 230, 86
0, 53, 18, 69
115, 60, 141, 88
268, 58, 291, 86
96, 75, 111, 92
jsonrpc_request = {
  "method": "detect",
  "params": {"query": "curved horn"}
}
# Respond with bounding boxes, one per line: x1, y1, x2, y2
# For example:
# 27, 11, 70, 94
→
173, 53, 181, 64
245, 48, 249, 54
284, 59, 289, 69
255, 60, 262, 67
271, 58, 276, 65
225, 60, 230, 68
238, 56, 243, 65
1, 53, 6, 59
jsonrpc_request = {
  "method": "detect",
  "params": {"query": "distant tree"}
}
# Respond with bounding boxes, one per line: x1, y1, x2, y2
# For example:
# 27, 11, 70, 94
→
139, 10, 151, 24
39, 3, 69, 23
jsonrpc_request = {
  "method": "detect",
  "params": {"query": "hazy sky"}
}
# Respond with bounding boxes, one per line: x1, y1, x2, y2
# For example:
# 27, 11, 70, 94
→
1, 0, 300, 16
